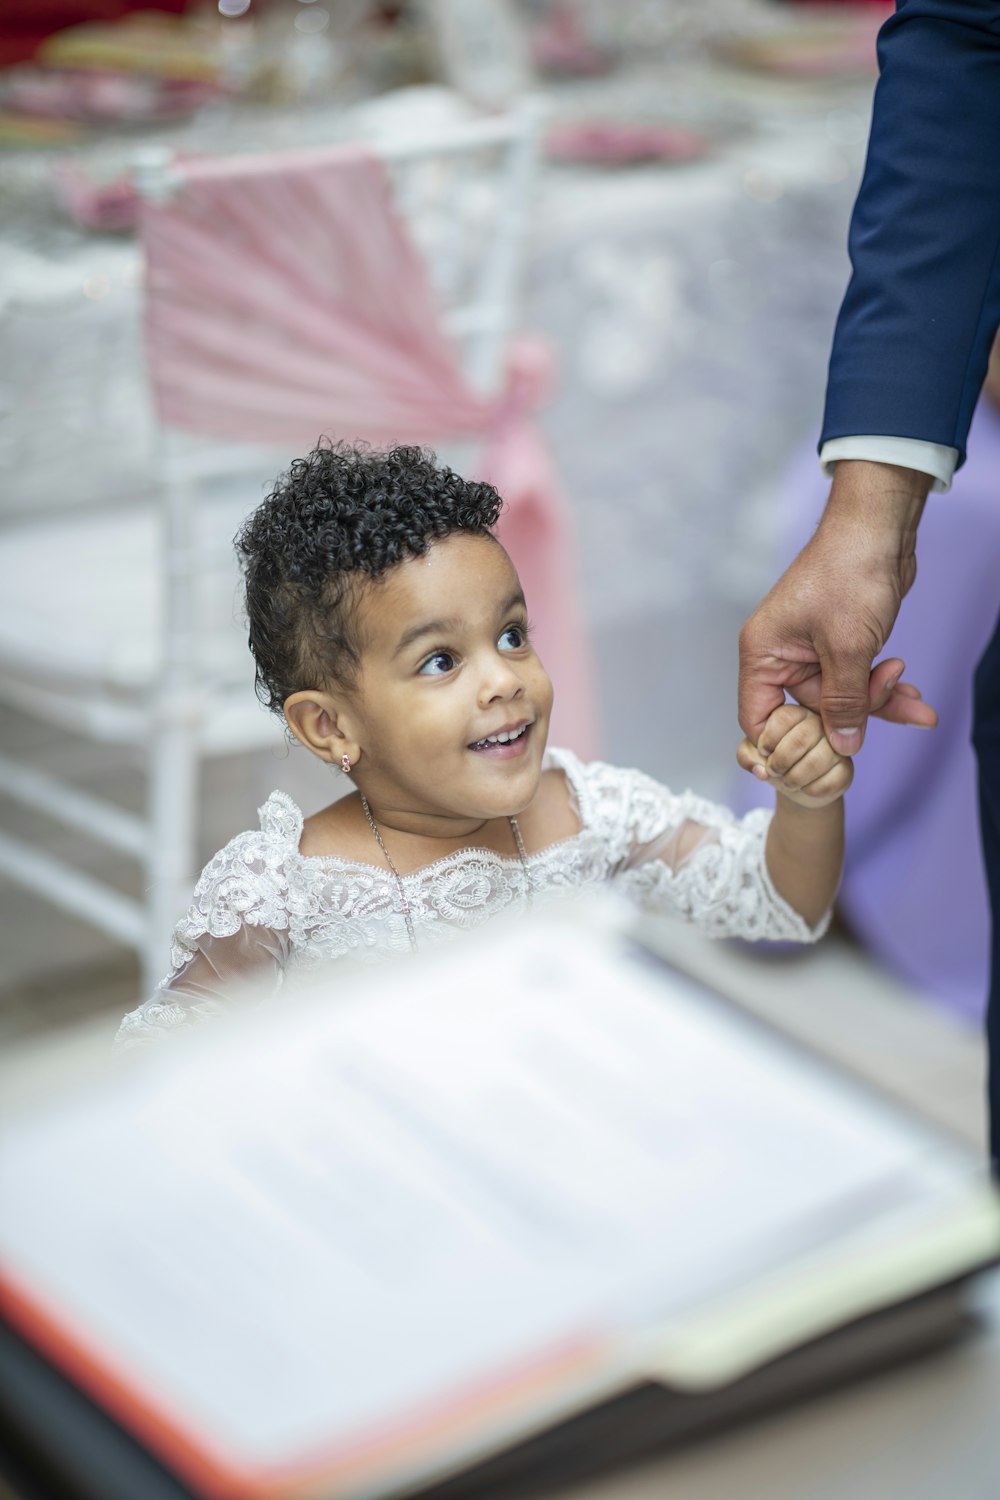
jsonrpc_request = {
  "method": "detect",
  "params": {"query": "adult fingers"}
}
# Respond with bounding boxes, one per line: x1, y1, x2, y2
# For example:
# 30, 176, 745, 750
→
737, 669, 791, 748
816, 640, 879, 755
867, 657, 905, 711
867, 659, 938, 726
790, 662, 938, 728
873, 689, 939, 728
737, 591, 820, 742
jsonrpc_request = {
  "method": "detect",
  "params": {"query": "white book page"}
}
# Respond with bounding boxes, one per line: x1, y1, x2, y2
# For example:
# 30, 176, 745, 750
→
0, 902, 979, 1488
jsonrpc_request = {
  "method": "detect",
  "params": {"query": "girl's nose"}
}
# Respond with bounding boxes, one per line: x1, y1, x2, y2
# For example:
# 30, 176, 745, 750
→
478, 655, 524, 707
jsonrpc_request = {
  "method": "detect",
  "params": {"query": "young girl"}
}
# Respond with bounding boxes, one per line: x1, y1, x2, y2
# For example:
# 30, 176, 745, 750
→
115, 442, 852, 1050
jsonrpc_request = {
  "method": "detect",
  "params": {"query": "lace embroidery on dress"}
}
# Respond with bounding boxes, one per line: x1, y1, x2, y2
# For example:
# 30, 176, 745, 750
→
607, 766, 822, 943
114, 749, 827, 1050
168, 794, 298, 966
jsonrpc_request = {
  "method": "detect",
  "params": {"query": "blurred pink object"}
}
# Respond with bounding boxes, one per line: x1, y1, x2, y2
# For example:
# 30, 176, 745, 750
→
546, 121, 711, 166
53, 161, 138, 230
139, 146, 598, 755
532, 1, 613, 76
4, 64, 217, 121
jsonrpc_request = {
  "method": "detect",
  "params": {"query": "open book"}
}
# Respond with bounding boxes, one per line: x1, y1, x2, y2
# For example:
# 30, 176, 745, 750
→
1, 898, 998, 1500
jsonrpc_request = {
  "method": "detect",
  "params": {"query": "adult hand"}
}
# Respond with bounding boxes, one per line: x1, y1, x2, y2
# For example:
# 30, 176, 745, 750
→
739, 460, 939, 755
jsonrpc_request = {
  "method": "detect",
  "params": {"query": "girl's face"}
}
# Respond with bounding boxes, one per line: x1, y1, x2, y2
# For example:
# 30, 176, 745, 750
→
346, 534, 553, 833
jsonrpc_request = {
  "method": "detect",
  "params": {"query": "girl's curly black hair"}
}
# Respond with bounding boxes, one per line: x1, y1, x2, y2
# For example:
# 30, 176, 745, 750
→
235, 440, 504, 714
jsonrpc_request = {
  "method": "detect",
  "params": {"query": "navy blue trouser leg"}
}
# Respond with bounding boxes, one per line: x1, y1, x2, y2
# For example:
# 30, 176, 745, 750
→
973, 605, 1000, 1171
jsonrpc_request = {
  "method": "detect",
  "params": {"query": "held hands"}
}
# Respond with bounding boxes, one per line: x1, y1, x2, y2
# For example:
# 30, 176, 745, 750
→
738, 461, 938, 757
737, 704, 853, 809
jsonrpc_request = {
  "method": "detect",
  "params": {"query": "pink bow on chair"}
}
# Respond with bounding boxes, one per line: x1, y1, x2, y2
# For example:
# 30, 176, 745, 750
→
140, 144, 599, 756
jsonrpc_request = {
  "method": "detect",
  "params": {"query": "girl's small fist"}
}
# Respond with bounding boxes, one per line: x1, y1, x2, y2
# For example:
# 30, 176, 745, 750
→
737, 704, 853, 809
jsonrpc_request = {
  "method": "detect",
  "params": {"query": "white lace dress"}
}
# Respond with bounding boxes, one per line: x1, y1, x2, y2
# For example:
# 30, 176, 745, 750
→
114, 749, 828, 1051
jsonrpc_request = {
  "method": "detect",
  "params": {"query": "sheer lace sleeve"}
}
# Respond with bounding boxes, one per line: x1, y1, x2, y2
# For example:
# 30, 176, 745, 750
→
568, 756, 830, 944
114, 794, 300, 1052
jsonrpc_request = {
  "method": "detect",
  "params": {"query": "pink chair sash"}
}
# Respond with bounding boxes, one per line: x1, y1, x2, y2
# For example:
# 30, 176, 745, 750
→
139, 145, 598, 756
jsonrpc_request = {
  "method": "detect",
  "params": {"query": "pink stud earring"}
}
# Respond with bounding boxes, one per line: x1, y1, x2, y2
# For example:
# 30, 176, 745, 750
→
341, 753, 352, 775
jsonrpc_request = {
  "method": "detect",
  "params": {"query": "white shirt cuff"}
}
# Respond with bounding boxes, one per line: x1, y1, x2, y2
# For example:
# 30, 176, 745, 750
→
819, 436, 959, 493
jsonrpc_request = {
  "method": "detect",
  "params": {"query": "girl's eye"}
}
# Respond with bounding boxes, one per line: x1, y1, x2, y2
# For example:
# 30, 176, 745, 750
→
417, 651, 456, 676
498, 625, 527, 652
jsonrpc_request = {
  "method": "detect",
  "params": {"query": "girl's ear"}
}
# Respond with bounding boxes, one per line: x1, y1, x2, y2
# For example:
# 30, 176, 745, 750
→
283, 690, 361, 768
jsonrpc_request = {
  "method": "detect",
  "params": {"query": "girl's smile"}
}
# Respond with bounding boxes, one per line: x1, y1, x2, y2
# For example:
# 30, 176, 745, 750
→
467, 719, 533, 756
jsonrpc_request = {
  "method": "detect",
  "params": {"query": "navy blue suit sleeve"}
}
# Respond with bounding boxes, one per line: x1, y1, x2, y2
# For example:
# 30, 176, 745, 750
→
821, 0, 1000, 468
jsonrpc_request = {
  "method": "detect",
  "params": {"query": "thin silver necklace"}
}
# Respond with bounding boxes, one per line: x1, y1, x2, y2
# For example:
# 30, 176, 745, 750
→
359, 794, 534, 953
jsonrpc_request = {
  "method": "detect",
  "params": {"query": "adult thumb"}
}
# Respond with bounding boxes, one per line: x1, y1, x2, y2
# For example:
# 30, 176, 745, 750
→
819, 651, 873, 755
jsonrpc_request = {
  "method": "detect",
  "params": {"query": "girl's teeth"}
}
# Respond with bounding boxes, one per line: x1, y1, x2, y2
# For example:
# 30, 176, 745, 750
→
474, 725, 526, 748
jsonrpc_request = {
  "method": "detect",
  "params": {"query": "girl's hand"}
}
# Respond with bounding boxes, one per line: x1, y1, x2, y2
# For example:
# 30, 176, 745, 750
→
737, 704, 853, 810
